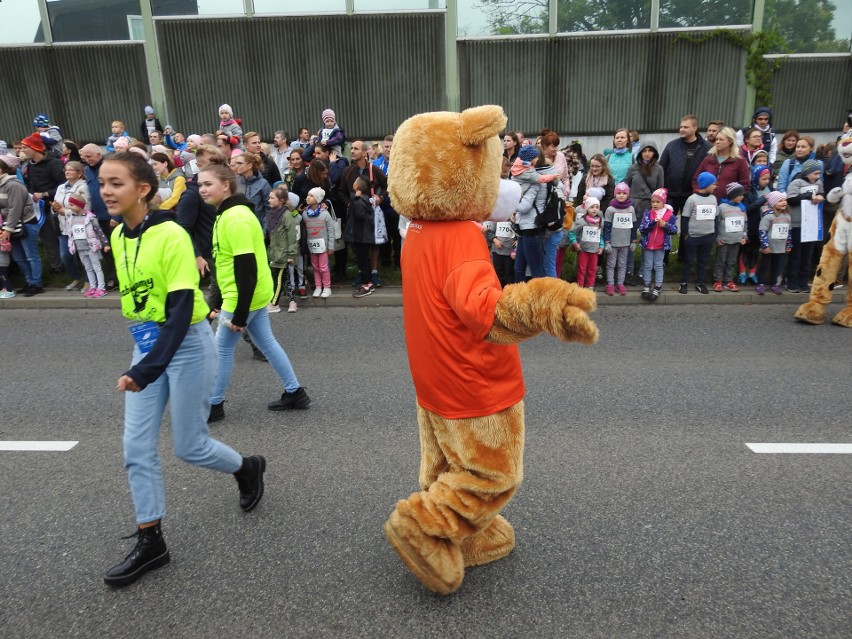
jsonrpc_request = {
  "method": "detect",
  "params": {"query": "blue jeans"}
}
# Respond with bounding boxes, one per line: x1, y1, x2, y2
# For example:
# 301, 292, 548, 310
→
642, 248, 666, 287
58, 235, 81, 280
211, 306, 300, 404
124, 321, 242, 524
10, 222, 42, 286
543, 230, 563, 278
514, 232, 545, 282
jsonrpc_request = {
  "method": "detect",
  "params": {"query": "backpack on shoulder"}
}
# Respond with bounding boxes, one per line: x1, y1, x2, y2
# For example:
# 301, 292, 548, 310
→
534, 182, 565, 231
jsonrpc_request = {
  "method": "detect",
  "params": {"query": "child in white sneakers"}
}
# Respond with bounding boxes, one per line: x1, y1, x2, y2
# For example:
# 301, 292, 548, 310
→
603, 182, 636, 295
713, 183, 748, 292
303, 187, 335, 298
66, 194, 110, 298
638, 188, 678, 301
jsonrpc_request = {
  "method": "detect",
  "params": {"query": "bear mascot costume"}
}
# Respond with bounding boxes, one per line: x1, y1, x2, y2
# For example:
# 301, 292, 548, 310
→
382, 105, 600, 595
794, 133, 852, 327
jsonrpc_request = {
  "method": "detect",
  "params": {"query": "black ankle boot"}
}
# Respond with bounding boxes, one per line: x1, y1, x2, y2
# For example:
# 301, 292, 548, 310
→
104, 523, 170, 587
234, 455, 266, 512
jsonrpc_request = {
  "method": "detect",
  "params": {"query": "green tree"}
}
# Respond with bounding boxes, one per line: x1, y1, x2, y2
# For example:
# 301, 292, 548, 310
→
765, 0, 848, 53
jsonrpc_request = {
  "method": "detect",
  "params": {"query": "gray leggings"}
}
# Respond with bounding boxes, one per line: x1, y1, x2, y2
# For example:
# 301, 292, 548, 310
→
79, 250, 105, 289
606, 246, 629, 285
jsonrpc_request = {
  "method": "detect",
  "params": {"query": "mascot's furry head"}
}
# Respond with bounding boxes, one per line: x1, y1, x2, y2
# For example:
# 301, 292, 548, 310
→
388, 105, 516, 223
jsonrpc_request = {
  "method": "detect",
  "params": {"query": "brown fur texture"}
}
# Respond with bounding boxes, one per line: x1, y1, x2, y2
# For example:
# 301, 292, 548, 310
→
384, 106, 599, 595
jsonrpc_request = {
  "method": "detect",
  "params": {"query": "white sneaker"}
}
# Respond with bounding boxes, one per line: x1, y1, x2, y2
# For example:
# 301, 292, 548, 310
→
320, 288, 332, 298
287, 300, 297, 313
312, 288, 322, 298
267, 303, 281, 313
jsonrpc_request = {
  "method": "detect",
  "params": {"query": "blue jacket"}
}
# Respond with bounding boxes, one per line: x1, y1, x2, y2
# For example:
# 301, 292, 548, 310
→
83, 161, 115, 222
776, 151, 816, 193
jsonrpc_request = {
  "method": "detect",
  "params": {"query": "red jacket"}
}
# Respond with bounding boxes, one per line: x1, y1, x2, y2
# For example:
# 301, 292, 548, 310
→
692, 154, 750, 203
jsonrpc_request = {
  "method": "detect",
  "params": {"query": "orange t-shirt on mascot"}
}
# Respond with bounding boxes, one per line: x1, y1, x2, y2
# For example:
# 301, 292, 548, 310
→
402, 219, 525, 419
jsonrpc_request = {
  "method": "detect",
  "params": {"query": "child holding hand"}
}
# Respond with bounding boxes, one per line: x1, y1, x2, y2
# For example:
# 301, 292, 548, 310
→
66, 195, 110, 298
757, 191, 793, 295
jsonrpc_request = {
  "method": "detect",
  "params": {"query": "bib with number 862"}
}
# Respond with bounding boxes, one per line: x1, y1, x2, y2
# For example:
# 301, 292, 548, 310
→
695, 204, 716, 221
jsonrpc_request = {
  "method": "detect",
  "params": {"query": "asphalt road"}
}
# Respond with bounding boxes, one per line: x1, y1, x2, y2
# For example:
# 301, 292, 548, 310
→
0, 305, 849, 638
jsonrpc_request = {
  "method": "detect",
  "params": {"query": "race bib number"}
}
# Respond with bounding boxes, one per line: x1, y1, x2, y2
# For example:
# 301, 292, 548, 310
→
295, 224, 301, 242
800, 184, 817, 196
695, 204, 716, 221
495, 222, 513, 238
482, 221, 495, 233
613, 213, 632, 229
771, 223, 789, 240
582, 226, 601, 243
308, 237, 327, 254
71, 225, 86, 239
129, 321, 159, 354
725, 216, 745, 233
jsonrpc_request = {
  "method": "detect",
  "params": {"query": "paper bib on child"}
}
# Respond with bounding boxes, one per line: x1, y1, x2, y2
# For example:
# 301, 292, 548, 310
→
582, 226, 601, 243
308, 237, 327, 253
612, 214, 632, 229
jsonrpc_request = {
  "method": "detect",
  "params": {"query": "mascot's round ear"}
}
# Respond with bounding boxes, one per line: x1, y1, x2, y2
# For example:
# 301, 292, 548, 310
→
458, 105, 507, 146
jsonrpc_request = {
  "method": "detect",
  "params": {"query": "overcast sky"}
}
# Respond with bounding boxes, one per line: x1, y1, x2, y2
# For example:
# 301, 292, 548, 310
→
1, 0, 849, 47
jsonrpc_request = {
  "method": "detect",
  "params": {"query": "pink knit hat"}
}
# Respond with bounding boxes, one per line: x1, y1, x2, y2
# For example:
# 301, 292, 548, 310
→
321, 109, 336, 123
614, 182, 630, 195
584, 197, 601, 210
766, 191, 787, 209
651, 188, 668, 203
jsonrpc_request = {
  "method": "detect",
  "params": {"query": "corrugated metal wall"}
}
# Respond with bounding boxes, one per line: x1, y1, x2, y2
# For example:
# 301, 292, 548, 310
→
459, 32, 748, 134
769, 56, 852, 132
156, 13, 445, 140
0, 44, 149, 144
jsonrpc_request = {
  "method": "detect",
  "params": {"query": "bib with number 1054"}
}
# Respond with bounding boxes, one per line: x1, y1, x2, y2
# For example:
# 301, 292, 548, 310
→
725, 216, 745, 233
771, 223, 789, 240
582, 226, 601, 242
612, 214, 632, 229
695, 204, 716, 221
308, 237, 327, 253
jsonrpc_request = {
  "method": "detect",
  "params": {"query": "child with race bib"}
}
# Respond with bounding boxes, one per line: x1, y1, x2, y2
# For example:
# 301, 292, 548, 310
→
101, 152, 266, 588
603, 182, 636, 296
485, 214, 516, 288
66, 194, 110, 298
302, 186, 336, 298
757, 191, 793, 295
197, 164, 311, 423
568, 196, 604, 290
266, 186, 300, 313
638, 188, 678, 302
679, 172, 718, 294
713, 183, 748, 292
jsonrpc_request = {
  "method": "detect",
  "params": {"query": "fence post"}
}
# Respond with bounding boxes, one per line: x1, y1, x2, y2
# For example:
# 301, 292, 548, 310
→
446, 0, 459, 111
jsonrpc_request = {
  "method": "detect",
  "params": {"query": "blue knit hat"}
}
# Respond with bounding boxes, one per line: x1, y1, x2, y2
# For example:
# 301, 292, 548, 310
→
32, 114, 50, 128
799, 159, 822, 178
518, 145, 538, 165
750, 164, 770, 188
697, 172, 717, 190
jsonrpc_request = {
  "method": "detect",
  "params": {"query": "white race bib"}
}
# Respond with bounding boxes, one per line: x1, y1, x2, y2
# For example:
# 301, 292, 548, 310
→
482, 221, 495, 233
724, 216, 745, 233
308, 237, 327, 254
771, 223, 789, 240
800, 184, 818, 196
613, 213, 632, 229
71, 225, 86, 239
582, 226, 601, 243
695, 204, 716, 221
295, 224, 301, 242
495, 222, 514, 238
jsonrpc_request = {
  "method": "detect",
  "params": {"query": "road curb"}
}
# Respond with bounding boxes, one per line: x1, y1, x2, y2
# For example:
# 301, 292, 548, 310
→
1, 286, 845, 310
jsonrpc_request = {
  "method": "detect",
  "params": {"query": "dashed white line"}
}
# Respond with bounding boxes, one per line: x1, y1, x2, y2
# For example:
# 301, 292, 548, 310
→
746, 443, 852, 454
0, 441, 79, 451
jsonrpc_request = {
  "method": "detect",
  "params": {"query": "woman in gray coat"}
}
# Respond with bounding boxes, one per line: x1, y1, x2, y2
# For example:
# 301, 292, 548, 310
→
625, 141, 664, 283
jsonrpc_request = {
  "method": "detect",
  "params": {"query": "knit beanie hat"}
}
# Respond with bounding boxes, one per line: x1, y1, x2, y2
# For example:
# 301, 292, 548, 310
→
187, 134, 202, 146
518, 145, 538, 165
144, 105, 155, 116
766, 191, 787, 209
725, 183, 745, 199
68, 195, 87, 209
697, 172, 717, 190
113, 137, 131, 151
308, 187, 325, 204
219, 104, 233, 117
32, 114, 50, 128
0, 141, 7, 154
322, 108, 336, 122
21, 132, 46, 153
584, 197, 600, 210
651, 188, 668, 203
0, 154, 21, 170
586, 186, 606, 201
799, 159, 822, 178
614, 182, 630, 195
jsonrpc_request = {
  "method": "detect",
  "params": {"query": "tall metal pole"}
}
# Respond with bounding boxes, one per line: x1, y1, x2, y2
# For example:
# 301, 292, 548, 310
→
37, 0, 53, 45
140, 0, 167, 121
244, 0, 255, 17
744, 0, 766, 124
650, 0, 660, 32
445, 0, 459, 111
549, 0, 558, 36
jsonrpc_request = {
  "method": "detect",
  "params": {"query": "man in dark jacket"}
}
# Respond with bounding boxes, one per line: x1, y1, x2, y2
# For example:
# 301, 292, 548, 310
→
20, 133, 65, 273
659, 115, 710, 261
245, 132, 281, 185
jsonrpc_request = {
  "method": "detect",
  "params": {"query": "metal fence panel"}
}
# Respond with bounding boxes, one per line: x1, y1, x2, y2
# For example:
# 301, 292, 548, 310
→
0, 44, 149, 144
156, 13, 445, 140
769, 56, 852, 132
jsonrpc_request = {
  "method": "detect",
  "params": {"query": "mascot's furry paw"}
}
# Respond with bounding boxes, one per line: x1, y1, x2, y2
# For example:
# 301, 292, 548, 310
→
384, 506, 464, 595
831, 305, 852, 327
460, 515, 515, 567
794, 301, 827, 325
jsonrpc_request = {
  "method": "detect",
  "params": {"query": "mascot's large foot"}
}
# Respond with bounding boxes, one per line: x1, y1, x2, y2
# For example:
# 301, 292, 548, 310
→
460, 515, 515, 567
384, 507, 464, 595
794, 301, 827, 325
831, 306, 852, 327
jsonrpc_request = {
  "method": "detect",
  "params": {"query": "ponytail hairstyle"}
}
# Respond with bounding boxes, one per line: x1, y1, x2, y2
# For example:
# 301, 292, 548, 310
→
199, 163, 238, 196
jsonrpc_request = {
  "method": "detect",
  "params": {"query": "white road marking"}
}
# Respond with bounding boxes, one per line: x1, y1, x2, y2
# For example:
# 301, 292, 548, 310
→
746, 443, 852, 454
0, 441, 79, 451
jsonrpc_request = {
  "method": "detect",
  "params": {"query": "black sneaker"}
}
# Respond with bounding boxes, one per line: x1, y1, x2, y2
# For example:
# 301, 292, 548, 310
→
678, 283, 688, 294
208, 401, 225, 423
268, 387, 311, 411
695, 283, 709, 294
233, 455, 266, 512
651, 287, 661, 302
353, 283, 375, 298
22, 285, 45, 297
252, 348, 268, 362
106, 280, 118, 291
103, 523, 170, 587
641, 288, 651, 301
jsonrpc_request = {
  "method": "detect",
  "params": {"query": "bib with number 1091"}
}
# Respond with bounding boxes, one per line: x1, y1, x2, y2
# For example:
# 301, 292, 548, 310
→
582, 226, 601, 243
